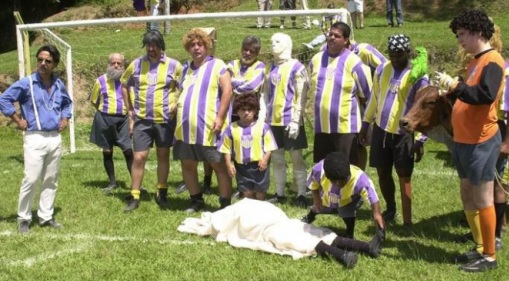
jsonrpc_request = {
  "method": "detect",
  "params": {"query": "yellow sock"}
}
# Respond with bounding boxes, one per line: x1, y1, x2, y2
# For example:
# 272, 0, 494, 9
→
131, 189, 141, 200
465, 210, 483, 253
157, 183, 166, 190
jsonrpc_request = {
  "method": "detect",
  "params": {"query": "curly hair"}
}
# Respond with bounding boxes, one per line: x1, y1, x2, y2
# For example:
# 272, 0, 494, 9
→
455, 22, 502, 76
323, 152, 351, 181
449, 9, 494, 40
233, 93, 260, 114
182, 28, 213, 51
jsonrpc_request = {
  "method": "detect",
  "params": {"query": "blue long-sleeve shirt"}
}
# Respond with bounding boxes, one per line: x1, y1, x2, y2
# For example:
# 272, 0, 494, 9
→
0, 72, 73, 131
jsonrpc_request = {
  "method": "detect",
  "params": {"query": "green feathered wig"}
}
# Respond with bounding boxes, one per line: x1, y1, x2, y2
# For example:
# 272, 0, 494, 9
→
410, 47, 428, 84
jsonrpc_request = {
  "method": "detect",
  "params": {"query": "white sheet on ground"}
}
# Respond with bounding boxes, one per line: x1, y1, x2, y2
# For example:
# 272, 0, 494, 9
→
177, 198, 337, 260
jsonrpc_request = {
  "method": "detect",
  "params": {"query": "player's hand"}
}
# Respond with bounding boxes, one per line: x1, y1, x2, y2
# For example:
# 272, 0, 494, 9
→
59, 118, 68, 132
16, 119, 28, 131
434, 71, 457, 93
500, 141, 509, 159
359, 124, 369, 146
285, 121, 299, 140
373, 213, 385, 232
226, 163, 236, 178
212, 116, 224, 133
258, 158, 268, 171
412, 141, 424, 163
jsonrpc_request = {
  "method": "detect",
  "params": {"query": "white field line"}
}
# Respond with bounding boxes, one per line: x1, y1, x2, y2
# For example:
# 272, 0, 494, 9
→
7, 242, 91, 267
0, 230, 215, 246
1, 230, 216, 268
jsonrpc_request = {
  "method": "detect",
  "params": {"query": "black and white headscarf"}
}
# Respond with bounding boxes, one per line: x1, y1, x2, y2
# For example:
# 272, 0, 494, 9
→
388, 34, 410, 52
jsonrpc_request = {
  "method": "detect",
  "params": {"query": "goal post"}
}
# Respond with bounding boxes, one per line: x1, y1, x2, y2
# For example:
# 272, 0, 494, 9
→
15, 9, 344, 153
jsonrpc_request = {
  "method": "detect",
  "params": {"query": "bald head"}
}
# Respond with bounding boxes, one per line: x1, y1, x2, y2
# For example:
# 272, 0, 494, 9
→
106, 53, 125, 80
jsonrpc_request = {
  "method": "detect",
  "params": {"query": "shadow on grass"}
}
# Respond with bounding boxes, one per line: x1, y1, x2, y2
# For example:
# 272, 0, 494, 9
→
2, 207, 63, 224
427, 149, 454, 168
8, 154, 23, 164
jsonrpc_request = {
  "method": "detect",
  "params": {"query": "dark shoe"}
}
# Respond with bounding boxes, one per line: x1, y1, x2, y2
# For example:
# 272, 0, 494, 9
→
454, 247, 483, 264
388, 23, 394, 27
301, 211, 317, 224
368, 233, 383, 258
459, 256, 497, 272
175, 183, 187, 194
267, 194, 286, 204
124, 196, 140, 212
40, 219, 63, 229
185, 199, 204, 214
495, 237, 503, 250
382, 210, 396, 222
376, 226, 386, 242
294, 195, 308, 208
18, 221, 30, 234
155, 189, 169, 210
103, 183, 117, 194
338, 251, 357, 269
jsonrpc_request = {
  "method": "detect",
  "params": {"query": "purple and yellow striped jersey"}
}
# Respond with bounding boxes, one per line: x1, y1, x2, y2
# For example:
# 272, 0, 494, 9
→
89, 74, 126, 116
121, 54, 182, 123
266, 59, 308, 126
309, 49, 372, 133
308, 161, 379, 208
175, 56, 229, 146
219, 121, 278, 164
350, 42, 388, 72
497, 61, 509, 119
227, 60, 265, 95
363, 61, 429, 135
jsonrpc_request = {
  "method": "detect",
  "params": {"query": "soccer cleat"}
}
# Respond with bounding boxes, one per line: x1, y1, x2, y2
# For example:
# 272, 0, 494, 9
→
124, 196, 140, 212
18, 221, 30, 234
175, 183, 187, 194
185, 199, 204, 214
495, 237, 503, 250
155, 188, 170, 210
256, 25, 262, 29
459, 256, 497, 272
339, 251, 358, 269
264, 25, 270, 28
454, 247, 483, 264
103, 183, 117, 194
368, 232, 383, 258
40, 219, 63, 229
301, 212, 316, 224
279, 25, 285, 29
382, 209, 396, 222
294, 195, 308, 208
267, 194, 286, 204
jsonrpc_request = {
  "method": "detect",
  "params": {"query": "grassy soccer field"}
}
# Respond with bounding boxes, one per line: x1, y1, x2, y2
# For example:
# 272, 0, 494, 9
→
1, 0, 509, 280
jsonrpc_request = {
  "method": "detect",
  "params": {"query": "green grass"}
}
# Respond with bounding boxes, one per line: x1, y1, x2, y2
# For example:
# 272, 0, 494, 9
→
1, 1, 509, 280
0, 123, 508, 281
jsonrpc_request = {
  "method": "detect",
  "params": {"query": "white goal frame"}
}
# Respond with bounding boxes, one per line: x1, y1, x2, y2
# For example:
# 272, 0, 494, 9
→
15, 9, 342, 153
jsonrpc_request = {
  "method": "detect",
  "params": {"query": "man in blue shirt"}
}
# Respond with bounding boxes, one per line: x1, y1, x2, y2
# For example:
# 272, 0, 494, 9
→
0, 44, 73, 234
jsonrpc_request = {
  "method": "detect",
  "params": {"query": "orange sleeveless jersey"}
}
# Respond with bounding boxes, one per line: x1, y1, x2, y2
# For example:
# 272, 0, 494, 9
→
452, 50, 505, 144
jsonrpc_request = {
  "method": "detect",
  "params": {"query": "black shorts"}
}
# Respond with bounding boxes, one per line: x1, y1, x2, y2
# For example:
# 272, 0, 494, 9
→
173, 141, 223, 163
369, 124, 414, 171
132, 118, 175, 151
235, 161, 270, 193
270, 125, 308, 151
313, 133, 359, 165
89, 112, 131, 151
453, 132, 501, 185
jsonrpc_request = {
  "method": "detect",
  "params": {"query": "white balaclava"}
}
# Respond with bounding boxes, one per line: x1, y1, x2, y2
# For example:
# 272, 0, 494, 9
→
271, 33, 292, 64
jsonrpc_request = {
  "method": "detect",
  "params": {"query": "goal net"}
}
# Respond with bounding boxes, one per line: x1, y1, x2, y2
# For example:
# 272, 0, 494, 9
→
15, 9, 346, 153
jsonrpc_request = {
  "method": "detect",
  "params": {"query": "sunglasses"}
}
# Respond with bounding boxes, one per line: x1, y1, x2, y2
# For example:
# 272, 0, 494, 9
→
37, 58, 53, 64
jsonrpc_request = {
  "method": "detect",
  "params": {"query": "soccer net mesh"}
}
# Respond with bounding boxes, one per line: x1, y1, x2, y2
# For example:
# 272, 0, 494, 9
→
16, 9, 344, 153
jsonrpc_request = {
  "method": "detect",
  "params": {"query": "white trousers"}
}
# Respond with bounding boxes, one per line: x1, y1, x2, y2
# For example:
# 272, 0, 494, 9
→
257, 0, 272, 27
18, 131, 62, 224
272, 149, 308, 197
